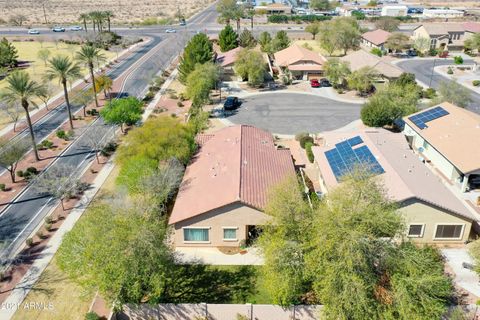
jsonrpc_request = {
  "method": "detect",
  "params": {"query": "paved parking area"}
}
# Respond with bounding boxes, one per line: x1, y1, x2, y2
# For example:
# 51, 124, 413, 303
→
224, 92, 362, 135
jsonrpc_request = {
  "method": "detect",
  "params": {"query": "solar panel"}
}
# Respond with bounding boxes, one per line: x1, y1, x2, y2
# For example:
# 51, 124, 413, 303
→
408, 106, 449, 130
324, 136, 384, 181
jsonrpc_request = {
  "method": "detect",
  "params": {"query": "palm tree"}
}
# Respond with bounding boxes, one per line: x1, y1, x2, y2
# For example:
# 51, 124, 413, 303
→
79, 13, 89, 32
45, 56, 82, 130
76, 45, 105, 109
2, 71, 43, 161
103, 11, 114, 32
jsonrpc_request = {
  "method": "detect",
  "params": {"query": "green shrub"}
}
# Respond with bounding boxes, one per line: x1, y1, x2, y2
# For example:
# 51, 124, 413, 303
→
0, 184, 5, 191
36, 231, 44, 239
428, 48, 438, 56
305, 142, 314, 163
370, 48, 382, 57
85, 312, 101, 320
26, 238, 34, 247
295, 132, 309, 142
299, 135, 314, 149
56, 129, 72, 140
454, 56, 463, 65
100, 142, 117, 157
473, 80, 480, 87
45, 216, 53, 224
422, 88, 436, 99
17, 167, 38, 180
45, 223, 52, 232
37, 139, 54, 150
447, 67, 454, 75
87, 108, 99, 116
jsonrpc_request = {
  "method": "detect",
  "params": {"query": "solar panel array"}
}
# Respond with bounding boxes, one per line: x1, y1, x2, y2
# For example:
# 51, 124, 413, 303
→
324, 136, 384, 181
408, 106, 449, 130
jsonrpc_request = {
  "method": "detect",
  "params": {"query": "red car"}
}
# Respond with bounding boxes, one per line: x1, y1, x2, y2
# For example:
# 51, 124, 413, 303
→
310, 79, 321, 88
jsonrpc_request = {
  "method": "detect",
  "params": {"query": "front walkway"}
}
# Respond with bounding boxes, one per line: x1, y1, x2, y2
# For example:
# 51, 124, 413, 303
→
442, 248, 480, 300
175, 247, 264, 265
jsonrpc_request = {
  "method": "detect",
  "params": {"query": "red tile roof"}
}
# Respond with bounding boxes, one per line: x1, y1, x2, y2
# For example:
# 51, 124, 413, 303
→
216, 47, 243, 67
464, 22, 480, 33
169, 125, 296, 224
361, 29, 391, 46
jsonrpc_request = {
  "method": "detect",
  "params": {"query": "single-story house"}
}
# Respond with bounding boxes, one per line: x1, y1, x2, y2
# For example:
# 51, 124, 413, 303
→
312, 128, 475, 244
403, 102, 480, 193
422, 9, 464, 19
340, 49, 403, 80
361, 29, 391, 51
215, 46, 243, 79
273, 44, 327, 80
169, 125, 296, 247
412, 23, 466, 51
381, 5, 408, 17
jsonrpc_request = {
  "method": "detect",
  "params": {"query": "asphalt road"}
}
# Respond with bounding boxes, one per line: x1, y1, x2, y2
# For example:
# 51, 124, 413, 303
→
396, 58, 480, 114
0, 3, 219, 265
226, 92, 361, 135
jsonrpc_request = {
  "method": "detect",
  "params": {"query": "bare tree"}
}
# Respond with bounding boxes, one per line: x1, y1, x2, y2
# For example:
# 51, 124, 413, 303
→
0, 101, 22, 132
40, 0, 49, 24
0, 139, 30, 183
83, 124, 115, 163
72, 89, 93, 117
8, 14, 27, 27
32, 164, 85, 210
37, 83, 55, 110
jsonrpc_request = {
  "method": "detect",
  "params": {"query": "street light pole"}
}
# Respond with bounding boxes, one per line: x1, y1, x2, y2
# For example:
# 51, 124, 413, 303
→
429, 58, 437, 88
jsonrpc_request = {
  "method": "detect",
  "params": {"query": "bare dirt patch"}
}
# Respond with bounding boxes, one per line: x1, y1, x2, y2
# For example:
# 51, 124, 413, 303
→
0, 0, 215, 25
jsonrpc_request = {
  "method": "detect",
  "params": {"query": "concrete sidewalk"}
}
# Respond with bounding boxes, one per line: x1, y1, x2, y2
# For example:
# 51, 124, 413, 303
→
0, 160, 115, 320
442, 248, 480, 298
175, 247, 264, 265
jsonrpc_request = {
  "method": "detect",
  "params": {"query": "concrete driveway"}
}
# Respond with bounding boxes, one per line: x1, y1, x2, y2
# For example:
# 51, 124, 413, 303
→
224, 92, 362, 135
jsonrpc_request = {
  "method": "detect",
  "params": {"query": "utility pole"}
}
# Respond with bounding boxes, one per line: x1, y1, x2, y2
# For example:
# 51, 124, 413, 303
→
429, 58, 437, 88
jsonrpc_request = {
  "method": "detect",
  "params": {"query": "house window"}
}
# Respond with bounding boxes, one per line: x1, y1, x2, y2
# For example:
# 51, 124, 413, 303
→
183, 228, 209, 242
223, 227, 238, 241
407, 224, 424, 237
422, 140, 429, 150
434, 224, 464, 240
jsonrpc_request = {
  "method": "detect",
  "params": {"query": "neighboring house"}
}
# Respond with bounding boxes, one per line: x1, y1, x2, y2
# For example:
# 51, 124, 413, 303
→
422, 9, 464, 19
340, 49, 403, 80
169, 125, 296, 248
361, 29, 391, 51
215, 47, 243, 80
463, 22, 480, 40
311, 128, 475, 244
403, 102, 480, 193
412, 23, 466, 50
274, 44, 327, 80
381, 5, 408, 17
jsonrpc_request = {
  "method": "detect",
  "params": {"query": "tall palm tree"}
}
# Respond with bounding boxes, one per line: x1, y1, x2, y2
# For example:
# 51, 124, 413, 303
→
2, 71, 43, 161
103, 11, 114, 32
45, 56, 82, 130
76, 45, 105, 109
79, 13, 89, 32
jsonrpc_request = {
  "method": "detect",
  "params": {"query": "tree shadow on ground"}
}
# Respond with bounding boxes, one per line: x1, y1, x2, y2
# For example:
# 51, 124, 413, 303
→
164, 264, 257, 304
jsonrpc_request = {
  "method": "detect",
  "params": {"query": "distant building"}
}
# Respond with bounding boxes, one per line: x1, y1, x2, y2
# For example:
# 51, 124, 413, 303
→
255, 2, 292, 14
169, 125, 296, 248
361, 29, 392, 51
312, 128, 475, 244
412, 23, 466, 51
381, 5, 408, 17
422, 8, 464, 19
274, 44, 327, 80
403, 102, 480, 193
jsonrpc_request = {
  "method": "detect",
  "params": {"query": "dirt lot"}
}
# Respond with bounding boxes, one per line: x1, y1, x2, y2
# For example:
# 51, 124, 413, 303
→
0, 0, 215, 25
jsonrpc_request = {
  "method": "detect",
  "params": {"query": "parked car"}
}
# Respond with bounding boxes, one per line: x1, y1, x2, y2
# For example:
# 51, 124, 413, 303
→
310, 79, 321, 88
406, 49, 417, 57
28, 29, 40, 35
69, 26, 82, 31
179, 19, 186, 26
319, 78, 331, 87
165, 29, 176, 33
223, 96, 240, 111
52, 26, 65, 32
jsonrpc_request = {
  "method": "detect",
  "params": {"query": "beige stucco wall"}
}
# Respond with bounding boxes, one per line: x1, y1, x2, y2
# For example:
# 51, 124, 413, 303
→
400, 200, 472, 244
172, 202, 272, 247
403, 123, 460, 182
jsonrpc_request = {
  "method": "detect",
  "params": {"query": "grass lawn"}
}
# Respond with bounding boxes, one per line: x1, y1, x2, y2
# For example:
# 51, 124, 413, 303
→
0, 39, 115, 129
293, 40, 344, 58
11, 258, 94, 320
